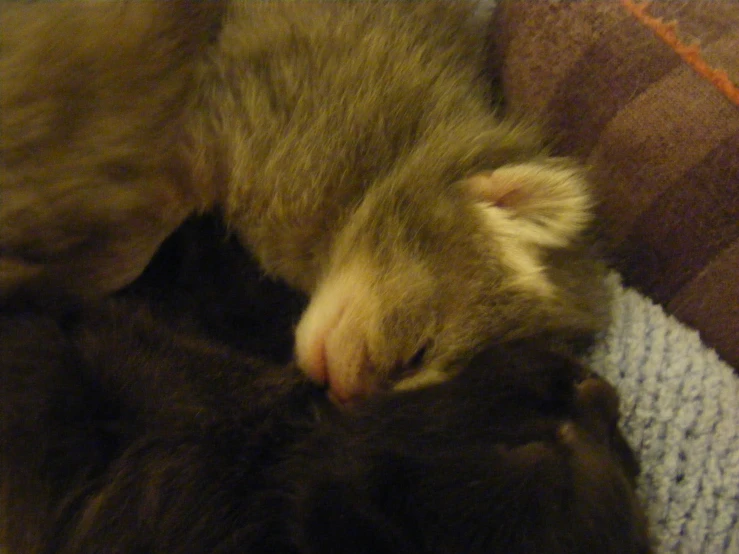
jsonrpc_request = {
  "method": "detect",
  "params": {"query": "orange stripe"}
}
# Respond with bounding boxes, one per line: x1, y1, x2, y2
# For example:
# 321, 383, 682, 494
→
621, 0, 739, 107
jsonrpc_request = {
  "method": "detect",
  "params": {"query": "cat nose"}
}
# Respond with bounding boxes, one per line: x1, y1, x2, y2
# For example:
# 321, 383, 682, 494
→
295, 292, 349, 386
297, 333, 330, 386
327, 375, 374, 406
327, 386, 354, 406
295, 324, 370, 402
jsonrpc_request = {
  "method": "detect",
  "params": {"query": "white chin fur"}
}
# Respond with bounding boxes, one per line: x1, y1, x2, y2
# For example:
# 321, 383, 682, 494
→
393, 366, 452, 392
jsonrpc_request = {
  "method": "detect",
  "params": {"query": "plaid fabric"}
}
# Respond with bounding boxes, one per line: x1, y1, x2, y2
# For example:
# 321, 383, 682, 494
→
489, 0, 739, 369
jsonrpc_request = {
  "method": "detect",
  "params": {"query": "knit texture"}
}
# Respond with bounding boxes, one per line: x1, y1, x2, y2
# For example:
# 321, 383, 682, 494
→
591, 274, 739, 553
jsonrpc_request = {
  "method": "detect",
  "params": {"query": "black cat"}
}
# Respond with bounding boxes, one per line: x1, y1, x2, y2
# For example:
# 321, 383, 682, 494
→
0, 218, 650, 553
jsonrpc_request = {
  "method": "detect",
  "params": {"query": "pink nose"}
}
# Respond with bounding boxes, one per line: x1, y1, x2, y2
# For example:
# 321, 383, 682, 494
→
294, 294, 375, 403
295, 333, 353, 401
297, 335, 373, 404
327, 378, 373, 407
300, 335, 329, 386
327, 388, 351, 406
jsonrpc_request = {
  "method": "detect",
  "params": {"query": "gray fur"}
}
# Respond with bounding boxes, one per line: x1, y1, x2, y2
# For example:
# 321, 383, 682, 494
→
0, 1, 609, 399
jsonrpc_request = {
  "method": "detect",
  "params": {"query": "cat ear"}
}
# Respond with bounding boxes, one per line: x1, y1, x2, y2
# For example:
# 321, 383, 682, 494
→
463, 160, 592, 249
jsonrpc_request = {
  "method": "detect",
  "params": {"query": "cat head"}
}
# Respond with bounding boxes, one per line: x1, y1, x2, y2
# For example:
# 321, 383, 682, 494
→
295, 157, 608, 402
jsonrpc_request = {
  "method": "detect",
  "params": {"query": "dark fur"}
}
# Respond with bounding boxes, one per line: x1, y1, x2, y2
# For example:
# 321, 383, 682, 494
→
118, 215, 307, 364
0, 305, 650, 554
0, 218, 650, 554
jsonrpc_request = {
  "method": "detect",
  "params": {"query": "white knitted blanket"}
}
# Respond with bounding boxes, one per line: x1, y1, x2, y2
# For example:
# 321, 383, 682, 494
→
591, 275, 739, 554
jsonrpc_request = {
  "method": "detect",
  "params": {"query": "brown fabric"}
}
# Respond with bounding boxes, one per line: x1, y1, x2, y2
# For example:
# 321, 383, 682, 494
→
490, 0, 739, 369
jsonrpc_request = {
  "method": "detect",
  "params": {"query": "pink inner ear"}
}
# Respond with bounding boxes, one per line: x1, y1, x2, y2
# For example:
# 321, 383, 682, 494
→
491, 187, 528, 210
465, 171, 527, 210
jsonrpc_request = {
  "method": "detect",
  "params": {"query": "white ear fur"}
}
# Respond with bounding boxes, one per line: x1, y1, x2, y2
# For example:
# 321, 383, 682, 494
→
464, 160, 592, 249
462, 160, 592, 298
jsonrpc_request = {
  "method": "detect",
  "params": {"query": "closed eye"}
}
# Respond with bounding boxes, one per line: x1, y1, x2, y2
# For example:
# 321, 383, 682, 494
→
407, 342, 429, 369
390, 342, 432, 381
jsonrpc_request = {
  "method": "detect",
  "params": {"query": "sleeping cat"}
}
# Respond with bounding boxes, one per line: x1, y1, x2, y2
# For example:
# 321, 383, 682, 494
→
0, 1, 609, 401
0, 303, 650, 554
0, 216, 650, 553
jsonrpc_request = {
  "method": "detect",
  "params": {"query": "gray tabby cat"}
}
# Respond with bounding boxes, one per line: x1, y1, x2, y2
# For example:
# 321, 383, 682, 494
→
0, 1, 608, 401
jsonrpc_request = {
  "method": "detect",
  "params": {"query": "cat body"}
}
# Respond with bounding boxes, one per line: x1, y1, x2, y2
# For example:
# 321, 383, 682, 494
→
0, 1, 609, 400
0, 0, 226, 297
192, 2, 609, 400
0, 302, 649, 554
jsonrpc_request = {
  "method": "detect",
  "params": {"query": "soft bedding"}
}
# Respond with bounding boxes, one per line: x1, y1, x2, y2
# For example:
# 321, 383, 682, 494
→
592, 275, 739, 553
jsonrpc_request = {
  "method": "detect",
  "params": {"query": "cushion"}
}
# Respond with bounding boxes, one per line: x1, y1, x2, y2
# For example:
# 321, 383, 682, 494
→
489, 0, 739, 369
